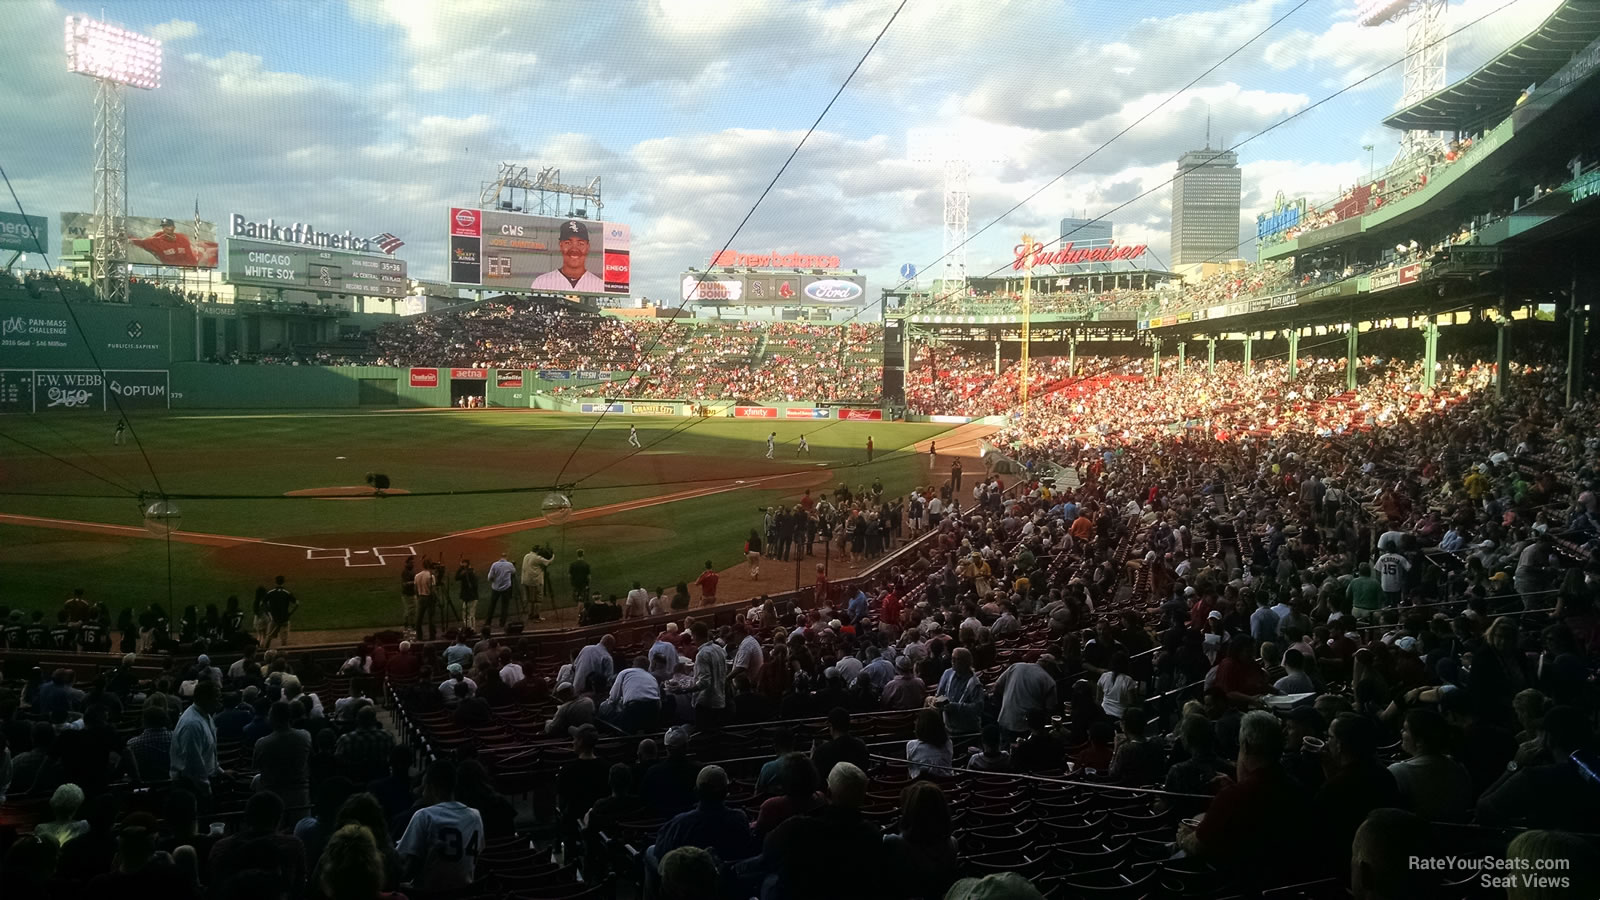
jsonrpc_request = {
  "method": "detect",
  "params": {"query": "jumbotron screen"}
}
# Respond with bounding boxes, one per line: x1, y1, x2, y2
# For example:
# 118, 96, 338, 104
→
61, 212, 219, 269
448, 207, 631, 296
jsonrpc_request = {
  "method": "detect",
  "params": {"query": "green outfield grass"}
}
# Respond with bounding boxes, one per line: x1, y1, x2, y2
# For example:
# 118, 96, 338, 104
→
0, 410, 953, 630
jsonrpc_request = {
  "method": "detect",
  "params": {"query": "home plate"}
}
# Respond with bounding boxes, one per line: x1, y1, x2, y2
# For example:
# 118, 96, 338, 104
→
336, 456, 346, 459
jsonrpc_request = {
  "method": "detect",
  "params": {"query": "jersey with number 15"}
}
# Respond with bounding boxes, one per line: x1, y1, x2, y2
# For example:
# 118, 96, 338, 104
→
398, 800, 484, 889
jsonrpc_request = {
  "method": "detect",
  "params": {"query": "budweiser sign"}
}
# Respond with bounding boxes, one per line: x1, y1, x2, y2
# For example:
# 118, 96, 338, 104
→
712, 250, 841, 269
1013, 242, 1148, 270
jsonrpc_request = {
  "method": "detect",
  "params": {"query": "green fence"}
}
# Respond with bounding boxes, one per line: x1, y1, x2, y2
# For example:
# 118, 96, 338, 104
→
0, 297, 193, 369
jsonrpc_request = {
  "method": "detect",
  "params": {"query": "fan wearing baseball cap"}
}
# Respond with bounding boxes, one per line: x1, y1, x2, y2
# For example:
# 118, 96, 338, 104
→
530, 219, 606, 292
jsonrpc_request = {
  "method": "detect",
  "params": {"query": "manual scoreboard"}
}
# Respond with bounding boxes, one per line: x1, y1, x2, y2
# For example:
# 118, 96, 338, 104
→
226, 238, 408, 297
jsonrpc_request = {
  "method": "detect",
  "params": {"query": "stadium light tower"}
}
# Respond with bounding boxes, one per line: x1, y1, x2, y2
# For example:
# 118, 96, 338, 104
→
1357, 0, 1447, 164
65, 15, 162, 304
908, 128, 1006, 299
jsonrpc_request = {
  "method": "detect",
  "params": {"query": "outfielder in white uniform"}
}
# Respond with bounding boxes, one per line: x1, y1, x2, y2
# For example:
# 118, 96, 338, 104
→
766, 432, 776, 459
628, 425, 641, 448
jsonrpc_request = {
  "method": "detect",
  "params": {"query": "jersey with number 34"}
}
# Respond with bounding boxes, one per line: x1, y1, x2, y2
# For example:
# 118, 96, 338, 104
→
398, 800, 484, 889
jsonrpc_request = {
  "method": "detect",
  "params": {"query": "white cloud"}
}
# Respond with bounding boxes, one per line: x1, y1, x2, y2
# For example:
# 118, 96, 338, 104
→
148, 19, 201, 42
0, 0, 1567, 303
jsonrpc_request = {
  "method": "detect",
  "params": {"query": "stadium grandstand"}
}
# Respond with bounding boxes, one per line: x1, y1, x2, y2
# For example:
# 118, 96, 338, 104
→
6, 2, 1600, 900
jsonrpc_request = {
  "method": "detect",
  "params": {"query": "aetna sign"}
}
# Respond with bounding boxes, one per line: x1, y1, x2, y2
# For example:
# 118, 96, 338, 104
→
1013, 242, 1148, 270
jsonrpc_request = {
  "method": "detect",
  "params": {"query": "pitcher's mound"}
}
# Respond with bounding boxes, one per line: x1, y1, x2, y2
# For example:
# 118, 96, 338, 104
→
285, 486, 414, 500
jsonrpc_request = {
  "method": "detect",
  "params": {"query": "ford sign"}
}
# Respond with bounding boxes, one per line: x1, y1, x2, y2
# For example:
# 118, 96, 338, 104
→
803, 279, 863, 303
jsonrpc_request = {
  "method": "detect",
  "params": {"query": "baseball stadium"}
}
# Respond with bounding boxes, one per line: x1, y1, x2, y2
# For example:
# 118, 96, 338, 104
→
3, 1, 1600, 899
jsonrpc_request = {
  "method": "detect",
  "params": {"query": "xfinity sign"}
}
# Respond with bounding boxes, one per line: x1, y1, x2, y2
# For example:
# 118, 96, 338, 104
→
230, 214, 372, 252
804, 279, 863, 303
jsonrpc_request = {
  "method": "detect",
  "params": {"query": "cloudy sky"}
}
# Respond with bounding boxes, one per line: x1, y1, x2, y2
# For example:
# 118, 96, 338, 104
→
1, 0, 1562, 302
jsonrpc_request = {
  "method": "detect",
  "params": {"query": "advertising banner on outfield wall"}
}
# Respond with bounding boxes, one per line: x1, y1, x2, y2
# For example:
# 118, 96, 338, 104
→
1, 300, 172, 370
0, 368, 169, 412
631, 403, 677, 415
837, 408, 882, 421
733, 406, 777, 418
409, 368, 438, 387
449, 368, 488, 379
494, 370, 524, 388
580, 402, 625, 413
784, 408, 829, 419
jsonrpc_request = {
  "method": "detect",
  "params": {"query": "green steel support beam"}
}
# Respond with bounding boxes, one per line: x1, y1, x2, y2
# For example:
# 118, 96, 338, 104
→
1346, 323, 1359, 391
1423, 320, 1439, 391
1207, 338, 1216, 375
1286, 328, 1299, 382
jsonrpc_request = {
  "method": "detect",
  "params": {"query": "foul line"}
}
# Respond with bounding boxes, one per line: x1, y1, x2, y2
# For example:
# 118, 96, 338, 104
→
0, 513, 318, 550
0, 469, 821, 553
420, 470, 817, 544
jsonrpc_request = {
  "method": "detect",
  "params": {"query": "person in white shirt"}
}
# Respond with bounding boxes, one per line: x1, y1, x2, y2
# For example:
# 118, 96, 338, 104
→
730, 623, 764, 683
602, 658, 662, 732
529, 219, 606, 292
690, 621, 728, 729
499, 650, 525, 688
572, 635, 617, 694
520, 546, 551, 623
438, 665, 476, 705
926, 495, 944, 527
228, 648, 258, 681
484, 553, 517, 632
1377, 527, 1410, 552
398, 761, 486, 890
628, 425, 641, 448
1376, 550, 1411, 605
624, 582, 650, 619
648, 638, 679, 681
995, 657, 1059, 737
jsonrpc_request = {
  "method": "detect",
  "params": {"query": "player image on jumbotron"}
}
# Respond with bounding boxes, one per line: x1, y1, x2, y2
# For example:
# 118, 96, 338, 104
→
530, 219, 605, 292
127, 217, 216, 268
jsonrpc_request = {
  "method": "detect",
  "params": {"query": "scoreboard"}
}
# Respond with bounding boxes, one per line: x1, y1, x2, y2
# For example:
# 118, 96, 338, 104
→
226, 238, 408, 297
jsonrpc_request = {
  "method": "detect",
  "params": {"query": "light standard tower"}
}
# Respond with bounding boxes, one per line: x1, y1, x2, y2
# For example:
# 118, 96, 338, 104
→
1357, 0, 1448, 164
65, 16, 162, 304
